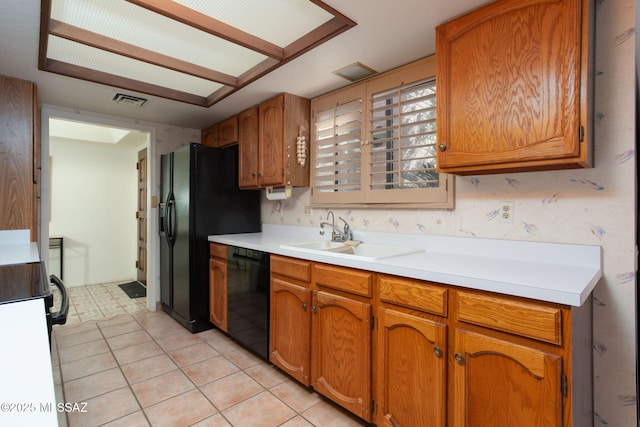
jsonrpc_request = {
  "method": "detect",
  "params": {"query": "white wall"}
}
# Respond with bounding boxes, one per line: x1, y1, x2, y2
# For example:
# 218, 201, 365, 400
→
261, 1, 638, 425
49, 137, 138, 286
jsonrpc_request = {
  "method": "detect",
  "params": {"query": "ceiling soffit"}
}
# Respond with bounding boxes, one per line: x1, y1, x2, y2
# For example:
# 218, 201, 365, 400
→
38, 0, 356, 107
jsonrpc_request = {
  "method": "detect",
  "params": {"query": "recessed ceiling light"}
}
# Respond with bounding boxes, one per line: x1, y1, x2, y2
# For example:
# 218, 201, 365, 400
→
333, 62, 377, 82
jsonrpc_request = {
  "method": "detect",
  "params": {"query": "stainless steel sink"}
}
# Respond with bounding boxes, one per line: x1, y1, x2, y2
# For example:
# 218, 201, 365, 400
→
280, 241, 424, 260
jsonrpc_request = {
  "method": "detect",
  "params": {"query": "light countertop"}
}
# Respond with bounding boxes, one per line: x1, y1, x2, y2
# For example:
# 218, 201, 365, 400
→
0, 299, 58, 426
0, 230, 58, 426
209, 224, 602, 307
0, 230, 39, 266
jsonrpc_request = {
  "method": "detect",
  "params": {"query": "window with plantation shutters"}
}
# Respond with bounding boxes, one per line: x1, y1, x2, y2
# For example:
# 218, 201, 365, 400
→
310, 56, 453, 208
311, 84, 366, 205
315, 99, 362, 193
370, 79, 438, 190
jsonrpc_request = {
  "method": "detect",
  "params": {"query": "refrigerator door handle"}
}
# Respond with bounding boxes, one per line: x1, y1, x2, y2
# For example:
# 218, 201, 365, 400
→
167, 193, 177, 247
162, 199, 170, 243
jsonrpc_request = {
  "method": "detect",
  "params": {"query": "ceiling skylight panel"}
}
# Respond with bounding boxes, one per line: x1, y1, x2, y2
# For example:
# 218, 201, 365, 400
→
50, 118, 131, 144
40, 0, 356, 106
47, 36, 223, 96
175, 0, 335, 46
51, 0, 266, 76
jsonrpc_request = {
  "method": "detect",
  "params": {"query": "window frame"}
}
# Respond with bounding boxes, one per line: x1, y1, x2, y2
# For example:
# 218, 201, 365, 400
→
310, 55, 454, 209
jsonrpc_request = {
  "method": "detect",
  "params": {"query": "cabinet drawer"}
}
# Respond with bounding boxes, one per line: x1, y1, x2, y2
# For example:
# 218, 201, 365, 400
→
378, 275, 447, 317
209, 243, 227, 259
456, 291, 562, 345
271, 255, 311, 283
314, 264, 373, 297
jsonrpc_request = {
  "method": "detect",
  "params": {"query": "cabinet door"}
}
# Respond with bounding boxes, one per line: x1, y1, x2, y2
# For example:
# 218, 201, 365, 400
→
311, 290, 371, 421
218, 116, 238, 147
376, 308, 447, 427
202, 124, 218, 147
436, 0, 589, 174
452, 329, 562, 427
0, 77, 37, 240
270, 277, 311, 386
258, 95, 285, 187
209, 257, 228, 332
238, 107, 260, 188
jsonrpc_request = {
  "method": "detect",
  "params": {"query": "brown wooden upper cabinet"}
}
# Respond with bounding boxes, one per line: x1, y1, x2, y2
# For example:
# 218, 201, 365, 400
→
435, 0, 594, 175
202, 115, 238, 148
238, 93, 310, 189
0, 75, 39, 241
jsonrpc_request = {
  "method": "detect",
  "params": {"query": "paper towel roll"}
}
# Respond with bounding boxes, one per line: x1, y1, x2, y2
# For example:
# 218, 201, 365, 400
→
265, 186, 292, 200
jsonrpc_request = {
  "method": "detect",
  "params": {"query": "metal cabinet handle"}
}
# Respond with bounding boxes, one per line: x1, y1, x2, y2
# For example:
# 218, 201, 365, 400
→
433, 346, 443, 358
302, 303, 308, 311
454, 353, 465, 365
311, 306, 317, 314
438, 143, 447, 152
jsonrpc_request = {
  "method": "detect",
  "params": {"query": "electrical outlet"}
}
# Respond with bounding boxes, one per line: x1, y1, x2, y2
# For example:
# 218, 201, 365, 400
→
304, 204, 312, 216
499, 201, 514, 223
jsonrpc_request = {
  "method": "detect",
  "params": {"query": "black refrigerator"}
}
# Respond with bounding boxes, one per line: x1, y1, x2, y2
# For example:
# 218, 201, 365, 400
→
160, 143, 261, 333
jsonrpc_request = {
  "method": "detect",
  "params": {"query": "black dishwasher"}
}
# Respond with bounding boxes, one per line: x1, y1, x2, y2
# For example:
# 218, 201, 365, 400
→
226, 246, 270, 360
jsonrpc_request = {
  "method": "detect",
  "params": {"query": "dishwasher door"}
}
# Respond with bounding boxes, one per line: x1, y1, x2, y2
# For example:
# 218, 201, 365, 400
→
226, 246, 270, 360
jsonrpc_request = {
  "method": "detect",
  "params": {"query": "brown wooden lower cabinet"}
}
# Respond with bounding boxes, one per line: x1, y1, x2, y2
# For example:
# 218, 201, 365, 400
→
270, 276, 312, 385
268, 257, 592, 427
311, 290, 372, 421
269, 256, 312, 385
451, 328, 562, 427
376, 307, 447, 427
270, 256, 374, 422
449, 289, 592, 427
209, 243, 228, 332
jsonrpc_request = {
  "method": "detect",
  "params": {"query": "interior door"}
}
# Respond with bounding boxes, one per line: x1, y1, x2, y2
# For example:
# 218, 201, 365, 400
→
136, 148, 147, 284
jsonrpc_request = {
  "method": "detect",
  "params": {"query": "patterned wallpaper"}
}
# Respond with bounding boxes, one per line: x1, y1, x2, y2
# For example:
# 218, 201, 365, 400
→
261, 0, 638, 425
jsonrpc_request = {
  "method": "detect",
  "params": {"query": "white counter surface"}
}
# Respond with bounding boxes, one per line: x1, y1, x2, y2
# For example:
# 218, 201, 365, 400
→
209, 224, 602, 307
0, 230, 39, 266
0, 230, 58, 426
0, 299, 58, 426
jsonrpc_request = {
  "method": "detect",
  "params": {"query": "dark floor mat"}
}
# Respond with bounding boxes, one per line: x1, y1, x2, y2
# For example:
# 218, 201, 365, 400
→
118, 281, 146, 299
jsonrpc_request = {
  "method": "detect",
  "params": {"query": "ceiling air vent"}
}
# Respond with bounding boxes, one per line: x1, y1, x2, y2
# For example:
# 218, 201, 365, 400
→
111, 93, 148, 107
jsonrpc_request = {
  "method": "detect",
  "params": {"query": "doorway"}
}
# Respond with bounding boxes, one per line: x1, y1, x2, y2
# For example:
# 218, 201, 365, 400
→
40, 107, 157, 317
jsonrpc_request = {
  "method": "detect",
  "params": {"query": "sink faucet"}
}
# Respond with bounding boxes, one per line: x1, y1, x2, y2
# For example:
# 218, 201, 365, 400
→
319, 211, 353, 242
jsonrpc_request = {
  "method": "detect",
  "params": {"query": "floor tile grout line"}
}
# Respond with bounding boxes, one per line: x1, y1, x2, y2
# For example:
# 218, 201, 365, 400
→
93, 316, 152, 427
58, 319, 319, 427
54, 284, 366, 427
110, 314, 248, 423
125, 315, 298, 427
51, 332, 69, 427
117, 314, 228, 426
54, 316, 142, 426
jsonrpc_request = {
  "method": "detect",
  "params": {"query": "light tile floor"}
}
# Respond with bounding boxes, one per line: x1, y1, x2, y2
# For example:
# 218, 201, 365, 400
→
54, 281, 149, 324
51, 284, 368, 427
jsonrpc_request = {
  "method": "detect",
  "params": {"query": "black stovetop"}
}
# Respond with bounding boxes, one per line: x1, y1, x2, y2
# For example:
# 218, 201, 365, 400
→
0, 261, 52, 306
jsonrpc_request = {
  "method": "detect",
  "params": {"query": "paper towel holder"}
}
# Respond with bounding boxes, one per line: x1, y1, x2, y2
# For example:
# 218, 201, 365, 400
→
265, 186, 292, 200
